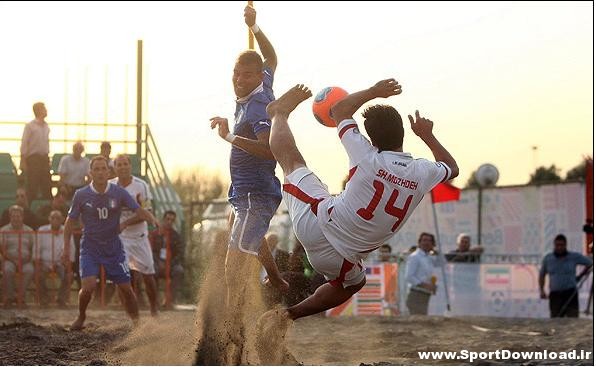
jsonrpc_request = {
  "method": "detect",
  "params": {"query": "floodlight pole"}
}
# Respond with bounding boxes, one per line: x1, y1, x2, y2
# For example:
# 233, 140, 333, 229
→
136, 40, 143, 157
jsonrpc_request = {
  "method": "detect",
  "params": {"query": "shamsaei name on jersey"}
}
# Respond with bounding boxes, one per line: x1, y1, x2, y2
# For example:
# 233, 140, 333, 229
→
376, 169, 419, 190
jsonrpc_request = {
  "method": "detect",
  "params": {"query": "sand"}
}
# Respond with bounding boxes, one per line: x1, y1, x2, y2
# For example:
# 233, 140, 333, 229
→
0, 308, 592, 365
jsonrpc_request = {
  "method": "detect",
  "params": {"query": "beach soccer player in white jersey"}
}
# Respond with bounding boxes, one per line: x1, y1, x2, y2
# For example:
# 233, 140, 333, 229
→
265, 79, 459, 321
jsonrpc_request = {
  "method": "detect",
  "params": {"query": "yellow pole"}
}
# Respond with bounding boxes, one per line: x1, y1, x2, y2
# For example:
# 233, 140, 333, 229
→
248, 1, 254, 49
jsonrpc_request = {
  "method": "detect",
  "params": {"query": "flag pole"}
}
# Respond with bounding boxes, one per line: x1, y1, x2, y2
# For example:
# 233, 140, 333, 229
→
431, 191, 452, 313
248, 1, 255, 49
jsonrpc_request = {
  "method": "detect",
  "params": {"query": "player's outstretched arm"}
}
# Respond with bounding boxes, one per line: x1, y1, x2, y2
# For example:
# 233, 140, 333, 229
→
330, 79, 401, 124
245, 5, 277, 72
408, 111, 459, 180
210, 116, 275, 160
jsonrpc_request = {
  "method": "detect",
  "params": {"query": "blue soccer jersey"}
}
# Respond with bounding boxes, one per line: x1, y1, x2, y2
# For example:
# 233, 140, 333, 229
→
229, 67, 281, 200
68, 182, 140, 254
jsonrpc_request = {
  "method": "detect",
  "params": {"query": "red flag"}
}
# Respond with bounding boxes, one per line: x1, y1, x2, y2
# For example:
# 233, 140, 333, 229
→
431, 182, 461, 203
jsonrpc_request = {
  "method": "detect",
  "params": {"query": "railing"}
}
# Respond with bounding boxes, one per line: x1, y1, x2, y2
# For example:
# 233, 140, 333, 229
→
0, 226, 177, 308
143, 125, 184, 232
0, 120, 185, 233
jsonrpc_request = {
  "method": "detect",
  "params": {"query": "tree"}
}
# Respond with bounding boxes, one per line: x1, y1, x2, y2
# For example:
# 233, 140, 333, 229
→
172, 167, 226, 204
171, 167, 226, 302
529, 165, 562, 185
565, 160, 587, 182
464, 170, 481, 189
171, 166, 226, 239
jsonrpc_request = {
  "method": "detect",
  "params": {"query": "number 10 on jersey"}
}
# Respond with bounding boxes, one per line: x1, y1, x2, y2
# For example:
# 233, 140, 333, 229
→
97, 207, 108, 220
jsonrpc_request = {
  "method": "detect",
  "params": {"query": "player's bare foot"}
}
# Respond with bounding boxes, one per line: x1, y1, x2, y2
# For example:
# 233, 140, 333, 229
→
266, 84, 312, 117
70, 316, 86, 331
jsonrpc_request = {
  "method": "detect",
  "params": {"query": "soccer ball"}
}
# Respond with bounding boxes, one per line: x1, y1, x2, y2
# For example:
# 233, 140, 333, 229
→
312, 87, 348, 127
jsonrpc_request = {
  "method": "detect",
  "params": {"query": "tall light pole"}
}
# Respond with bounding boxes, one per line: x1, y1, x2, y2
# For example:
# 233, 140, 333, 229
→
532, 145, 538, 171
475, 164, 500, 245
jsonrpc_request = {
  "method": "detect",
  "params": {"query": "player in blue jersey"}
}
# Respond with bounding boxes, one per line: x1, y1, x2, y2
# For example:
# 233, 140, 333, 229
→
62, 156, 158, 330
209, 5, 288, 303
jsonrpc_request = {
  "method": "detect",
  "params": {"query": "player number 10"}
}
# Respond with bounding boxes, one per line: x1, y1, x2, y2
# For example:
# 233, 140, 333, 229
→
97, 207, 108, 220
357, 180, 414, 232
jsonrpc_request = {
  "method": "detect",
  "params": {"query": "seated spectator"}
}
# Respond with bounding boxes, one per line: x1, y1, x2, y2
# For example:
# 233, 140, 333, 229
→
272, 240, 326, 307
35, 210, 75, 307
149, 210, 184, 308
0, 188, 39, 230
0, 205, 35, 307
58, 141, 90, 199
36, 190, 69, 226
99, 141, 116, 179
377, 244, 393, 262
445, 233, 484, 263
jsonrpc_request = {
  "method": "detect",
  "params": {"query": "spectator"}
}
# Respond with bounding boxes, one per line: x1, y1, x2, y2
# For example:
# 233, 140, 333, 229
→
405, 232, 441, 315
36, 190, 69, 226
149, 210, 184, 308
276, 240, 326, 307
20, 102, 52, 200
58, 141, 90, 199
445, 233, 484, 263
377, 244, 393, 262
99, 141, 116, 178
0, 188, 40, 229
35, 210, 75, 307
0, 205, 35, 307
539, 234, 593, 318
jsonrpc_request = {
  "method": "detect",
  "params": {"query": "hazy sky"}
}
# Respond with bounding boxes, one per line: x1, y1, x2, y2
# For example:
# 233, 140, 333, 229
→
0, 1, 592, 193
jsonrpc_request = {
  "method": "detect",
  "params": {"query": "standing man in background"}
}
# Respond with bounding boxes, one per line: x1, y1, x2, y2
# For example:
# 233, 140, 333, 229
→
20, 102, 52, 200
539, 234, 593, 318
406, 233, 441, 315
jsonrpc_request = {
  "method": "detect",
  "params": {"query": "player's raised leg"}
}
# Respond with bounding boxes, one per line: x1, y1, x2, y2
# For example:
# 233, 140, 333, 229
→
267, 84, 313, 176
287, 280, 365, 320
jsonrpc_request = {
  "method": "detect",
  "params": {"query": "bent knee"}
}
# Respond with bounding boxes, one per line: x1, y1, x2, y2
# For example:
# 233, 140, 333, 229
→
345, 277, 366, 294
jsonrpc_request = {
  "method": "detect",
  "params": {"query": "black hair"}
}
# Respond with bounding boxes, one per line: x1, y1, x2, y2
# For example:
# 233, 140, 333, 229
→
362, 104, 404, 151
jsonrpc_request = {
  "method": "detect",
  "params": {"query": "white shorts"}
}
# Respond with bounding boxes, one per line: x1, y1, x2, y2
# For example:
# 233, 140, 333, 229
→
120, 235, 155, 275
282, 167, 365, 288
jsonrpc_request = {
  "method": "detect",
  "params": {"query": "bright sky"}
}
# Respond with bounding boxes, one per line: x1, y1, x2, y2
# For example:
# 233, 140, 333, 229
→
0, 1, 592, 193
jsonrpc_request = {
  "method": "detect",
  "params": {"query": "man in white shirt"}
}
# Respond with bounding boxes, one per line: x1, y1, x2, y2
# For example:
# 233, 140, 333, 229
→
405, 232, 441, 315
0, 205, 36, 307
110, 154, 159, 316
20, 102, 52, 200
36, 210, 75, 307
58, 141, 90, 199
263, 79, 458, 324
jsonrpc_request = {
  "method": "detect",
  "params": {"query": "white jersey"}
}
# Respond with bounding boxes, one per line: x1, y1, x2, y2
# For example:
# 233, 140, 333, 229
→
109, 176, 153, 238
317, 119, 452, 262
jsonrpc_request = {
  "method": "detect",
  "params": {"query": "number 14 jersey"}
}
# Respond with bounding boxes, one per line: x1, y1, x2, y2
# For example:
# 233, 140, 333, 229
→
317, 119, 452, 261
